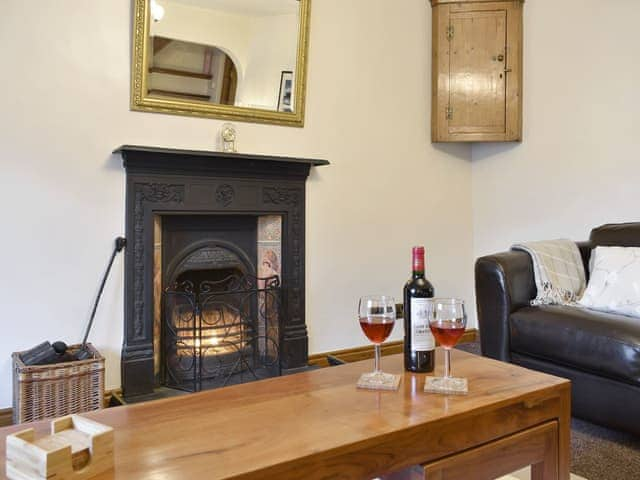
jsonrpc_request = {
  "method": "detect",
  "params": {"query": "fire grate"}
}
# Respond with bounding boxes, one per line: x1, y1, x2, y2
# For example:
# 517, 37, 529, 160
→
163, 273, 281, 393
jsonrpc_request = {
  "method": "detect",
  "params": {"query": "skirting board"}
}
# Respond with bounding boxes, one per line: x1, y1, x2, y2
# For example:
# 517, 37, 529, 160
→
308, 328, 478, 368
0, 408, 12, 428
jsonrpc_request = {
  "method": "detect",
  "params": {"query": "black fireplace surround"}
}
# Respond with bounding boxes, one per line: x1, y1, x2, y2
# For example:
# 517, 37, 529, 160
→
114, 145, 328, 399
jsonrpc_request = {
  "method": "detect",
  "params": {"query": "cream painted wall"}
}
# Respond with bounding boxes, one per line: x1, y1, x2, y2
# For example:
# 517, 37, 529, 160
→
0, 0, 474, 408
472, 0, 640, 258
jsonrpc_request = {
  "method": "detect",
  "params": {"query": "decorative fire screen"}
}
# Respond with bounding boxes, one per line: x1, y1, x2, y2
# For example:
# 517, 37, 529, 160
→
163, 273, 281, 393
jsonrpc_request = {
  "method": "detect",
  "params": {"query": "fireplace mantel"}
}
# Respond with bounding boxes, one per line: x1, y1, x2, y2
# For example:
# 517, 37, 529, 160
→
114, 145, 329, 178
115, 145, 328, 399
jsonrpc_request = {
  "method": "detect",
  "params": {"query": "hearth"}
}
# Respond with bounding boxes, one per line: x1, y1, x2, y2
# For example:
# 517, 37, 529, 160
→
115, 145, 328, 400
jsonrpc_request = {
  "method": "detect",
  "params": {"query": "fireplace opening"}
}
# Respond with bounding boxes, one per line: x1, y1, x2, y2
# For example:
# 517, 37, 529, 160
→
158, 215, 283, 393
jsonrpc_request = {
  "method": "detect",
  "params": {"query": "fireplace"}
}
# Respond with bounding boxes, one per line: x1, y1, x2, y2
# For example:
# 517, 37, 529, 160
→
115, 145, 328, 400
163, 272, 281, 393
160, 215, 282, 392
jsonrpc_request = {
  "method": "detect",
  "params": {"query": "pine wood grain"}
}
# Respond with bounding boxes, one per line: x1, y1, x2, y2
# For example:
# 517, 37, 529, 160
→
0, 350, 570, 480
448, 9, 507, 135
431, 0, 524, 142
6, 416, 113, 480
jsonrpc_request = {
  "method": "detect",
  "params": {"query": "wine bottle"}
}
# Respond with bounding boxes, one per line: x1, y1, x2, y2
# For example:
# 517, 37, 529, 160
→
403, 246, 435, 372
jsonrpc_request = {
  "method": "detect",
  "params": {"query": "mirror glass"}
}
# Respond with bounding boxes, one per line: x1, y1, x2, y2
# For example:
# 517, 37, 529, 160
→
146, 0, 301, 113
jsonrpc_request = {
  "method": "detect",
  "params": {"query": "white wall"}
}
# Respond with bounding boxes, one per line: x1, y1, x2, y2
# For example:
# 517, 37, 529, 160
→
0, 0, 474, 408
472, 0, 640, 258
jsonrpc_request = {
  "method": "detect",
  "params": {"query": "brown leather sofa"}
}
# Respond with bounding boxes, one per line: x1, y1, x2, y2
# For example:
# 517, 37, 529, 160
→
475, 223, 640, 435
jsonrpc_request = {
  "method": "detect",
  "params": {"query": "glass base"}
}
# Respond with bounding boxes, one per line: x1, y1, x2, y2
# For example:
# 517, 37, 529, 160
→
356, 371, 401, 391
424, 376, 468, 395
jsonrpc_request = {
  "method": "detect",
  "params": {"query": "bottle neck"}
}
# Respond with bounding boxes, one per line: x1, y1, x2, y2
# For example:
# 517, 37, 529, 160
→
412, 248, 425, 278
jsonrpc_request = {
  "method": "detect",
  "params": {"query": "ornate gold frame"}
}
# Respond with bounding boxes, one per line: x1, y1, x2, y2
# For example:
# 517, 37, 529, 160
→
130, 0, 311, 127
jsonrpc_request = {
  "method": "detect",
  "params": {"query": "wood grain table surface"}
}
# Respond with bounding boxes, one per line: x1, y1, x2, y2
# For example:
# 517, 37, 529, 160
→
0, 349, 571, 480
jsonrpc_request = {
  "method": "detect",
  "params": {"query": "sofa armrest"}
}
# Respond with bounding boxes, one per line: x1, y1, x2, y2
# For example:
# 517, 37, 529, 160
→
475, 251, 536, 361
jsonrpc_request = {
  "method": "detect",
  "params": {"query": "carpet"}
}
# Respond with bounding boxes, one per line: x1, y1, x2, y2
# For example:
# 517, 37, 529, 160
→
456, 341, 640, 480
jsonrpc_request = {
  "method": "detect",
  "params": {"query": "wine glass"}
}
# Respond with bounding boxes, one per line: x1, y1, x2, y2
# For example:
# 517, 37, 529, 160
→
425, 298, 468, 395
356, 296, 401, 390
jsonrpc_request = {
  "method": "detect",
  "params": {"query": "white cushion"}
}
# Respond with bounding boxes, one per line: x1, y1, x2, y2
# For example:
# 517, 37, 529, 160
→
579, 246, 640, 318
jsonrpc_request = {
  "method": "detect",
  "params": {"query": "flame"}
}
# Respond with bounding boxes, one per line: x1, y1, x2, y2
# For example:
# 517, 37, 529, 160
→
173, 305, 243, 357
192, 335, 220, 349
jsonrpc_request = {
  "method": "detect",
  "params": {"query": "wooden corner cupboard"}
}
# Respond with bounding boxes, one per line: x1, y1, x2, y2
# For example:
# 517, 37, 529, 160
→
431, 0, 524, 142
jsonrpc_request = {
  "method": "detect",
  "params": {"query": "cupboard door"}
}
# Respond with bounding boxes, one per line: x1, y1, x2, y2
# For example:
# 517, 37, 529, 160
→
431, 0, 523, 143
449, 10, 507, 136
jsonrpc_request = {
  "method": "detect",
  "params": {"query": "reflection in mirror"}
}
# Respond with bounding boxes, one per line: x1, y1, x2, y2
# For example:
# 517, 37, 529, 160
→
149, 38, 238, 105
147, 0, 300, 112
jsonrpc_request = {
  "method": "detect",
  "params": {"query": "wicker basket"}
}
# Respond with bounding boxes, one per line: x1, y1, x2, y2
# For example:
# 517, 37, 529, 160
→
12, 343, 105, 424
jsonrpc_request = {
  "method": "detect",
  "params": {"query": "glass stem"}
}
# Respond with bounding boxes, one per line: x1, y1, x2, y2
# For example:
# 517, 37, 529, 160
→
374, 344, 381, 374
444, 348, 451, 378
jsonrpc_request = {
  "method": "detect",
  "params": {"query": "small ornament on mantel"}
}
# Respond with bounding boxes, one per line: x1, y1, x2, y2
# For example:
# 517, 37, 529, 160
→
220, 123, 237, 153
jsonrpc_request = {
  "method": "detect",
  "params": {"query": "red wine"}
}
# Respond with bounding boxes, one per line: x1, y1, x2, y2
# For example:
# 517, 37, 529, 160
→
403, 246, 435, 372
359, 317, 394, 344
430, 321, 466, 348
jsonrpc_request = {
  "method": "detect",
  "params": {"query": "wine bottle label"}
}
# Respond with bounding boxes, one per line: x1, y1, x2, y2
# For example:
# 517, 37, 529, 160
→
410, 298, 435, 351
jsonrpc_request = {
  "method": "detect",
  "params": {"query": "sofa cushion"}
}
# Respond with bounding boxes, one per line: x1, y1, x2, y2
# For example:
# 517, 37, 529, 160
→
590, 222, 640, 247
579, 246, 640, 318
510, 305, 640, 386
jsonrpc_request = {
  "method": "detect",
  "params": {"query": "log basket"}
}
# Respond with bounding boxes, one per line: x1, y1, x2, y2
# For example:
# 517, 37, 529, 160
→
12, 343, 104, 424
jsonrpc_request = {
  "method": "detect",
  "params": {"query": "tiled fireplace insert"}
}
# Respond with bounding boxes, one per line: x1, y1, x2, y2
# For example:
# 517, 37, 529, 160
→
114, 145, 328, 400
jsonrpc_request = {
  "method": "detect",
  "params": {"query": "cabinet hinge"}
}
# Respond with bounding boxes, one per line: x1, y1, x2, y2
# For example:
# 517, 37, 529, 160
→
446, 25, 454, 40
446, 106, 453, 120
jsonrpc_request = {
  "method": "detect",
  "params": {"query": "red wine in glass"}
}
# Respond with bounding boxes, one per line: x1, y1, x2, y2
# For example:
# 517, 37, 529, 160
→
356, 296, 400, 390
430, 320, 466, 348
424, 299, 468, 395
359, 317, 395, 344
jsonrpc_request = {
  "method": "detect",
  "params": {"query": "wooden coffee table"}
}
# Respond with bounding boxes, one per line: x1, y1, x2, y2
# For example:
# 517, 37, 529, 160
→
0, 349, 570, 479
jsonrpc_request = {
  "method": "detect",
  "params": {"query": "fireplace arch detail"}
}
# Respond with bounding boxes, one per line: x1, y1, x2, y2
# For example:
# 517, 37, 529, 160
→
167, 240, 255, 286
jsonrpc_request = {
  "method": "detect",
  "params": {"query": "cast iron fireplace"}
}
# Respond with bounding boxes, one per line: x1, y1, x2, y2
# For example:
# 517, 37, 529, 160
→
115, 145, 328, 400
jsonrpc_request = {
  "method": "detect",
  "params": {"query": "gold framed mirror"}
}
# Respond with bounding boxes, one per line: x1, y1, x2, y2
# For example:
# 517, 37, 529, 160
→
131, 0, 310, 127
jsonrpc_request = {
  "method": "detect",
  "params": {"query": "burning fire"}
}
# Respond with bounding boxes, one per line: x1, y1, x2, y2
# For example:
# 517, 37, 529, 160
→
172, 305, 246, 358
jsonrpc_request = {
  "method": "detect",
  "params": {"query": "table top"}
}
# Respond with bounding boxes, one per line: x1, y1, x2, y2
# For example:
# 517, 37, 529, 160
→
0, 349, 569, 480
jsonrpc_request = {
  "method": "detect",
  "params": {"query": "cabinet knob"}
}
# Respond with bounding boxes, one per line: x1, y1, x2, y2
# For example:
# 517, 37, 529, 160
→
497, 54, 505, 62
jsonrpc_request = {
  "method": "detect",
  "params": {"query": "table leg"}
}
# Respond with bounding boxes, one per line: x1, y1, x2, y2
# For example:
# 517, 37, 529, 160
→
530, 424, 559, 480
557, 387, 572, 480
532, 387, 570, 480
